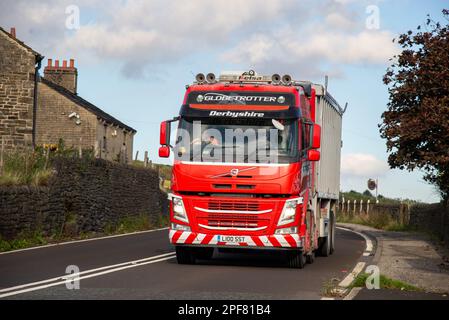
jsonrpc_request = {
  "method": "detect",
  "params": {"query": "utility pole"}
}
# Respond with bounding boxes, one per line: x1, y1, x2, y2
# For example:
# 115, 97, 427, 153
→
376, 178, 379, 203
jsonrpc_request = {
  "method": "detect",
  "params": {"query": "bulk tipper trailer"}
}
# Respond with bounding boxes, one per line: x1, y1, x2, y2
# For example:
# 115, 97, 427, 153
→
159, 71, 344, 268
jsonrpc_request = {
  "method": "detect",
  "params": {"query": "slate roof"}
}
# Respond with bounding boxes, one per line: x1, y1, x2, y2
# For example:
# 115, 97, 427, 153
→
41, 77, 136, 133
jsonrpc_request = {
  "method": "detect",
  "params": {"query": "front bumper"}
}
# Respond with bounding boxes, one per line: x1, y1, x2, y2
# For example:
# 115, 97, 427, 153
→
169, 229, 302, 248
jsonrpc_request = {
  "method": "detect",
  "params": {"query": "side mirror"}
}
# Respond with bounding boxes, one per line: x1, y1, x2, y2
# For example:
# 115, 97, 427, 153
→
160, 121, 171, 146
159, 146, 170, 158
307, 149, 320, 162
312, 124, 321, 149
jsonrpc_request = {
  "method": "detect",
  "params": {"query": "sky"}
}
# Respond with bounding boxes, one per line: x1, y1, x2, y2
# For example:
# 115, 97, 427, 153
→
1, 0, 446, 202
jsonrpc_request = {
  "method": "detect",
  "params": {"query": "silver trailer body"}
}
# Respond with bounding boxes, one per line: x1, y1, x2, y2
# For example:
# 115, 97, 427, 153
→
314, 84, 343, 200
311, 84, 344, 239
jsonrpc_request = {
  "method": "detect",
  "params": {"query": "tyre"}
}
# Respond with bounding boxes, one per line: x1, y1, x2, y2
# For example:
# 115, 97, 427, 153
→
330, 211, 335, 255
306, 209, 316, 263
194, 247, 214, 260
319, 233, 331, 257
287, 250, 306, 269
176, 246, 196, 264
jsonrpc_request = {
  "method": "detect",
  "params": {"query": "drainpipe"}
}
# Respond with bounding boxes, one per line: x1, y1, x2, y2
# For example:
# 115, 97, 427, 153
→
32, 55, 44, 149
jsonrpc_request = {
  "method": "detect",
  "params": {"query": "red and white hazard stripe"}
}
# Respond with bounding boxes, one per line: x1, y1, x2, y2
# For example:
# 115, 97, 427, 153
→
169, 230, 302, 248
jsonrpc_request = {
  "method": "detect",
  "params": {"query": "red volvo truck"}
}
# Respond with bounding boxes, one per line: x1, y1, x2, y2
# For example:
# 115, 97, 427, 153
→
159, 71, 344, 268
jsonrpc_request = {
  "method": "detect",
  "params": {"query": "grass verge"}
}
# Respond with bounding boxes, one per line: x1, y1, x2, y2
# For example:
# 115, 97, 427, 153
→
337, 212, 413, 231
350, 273, 423, 291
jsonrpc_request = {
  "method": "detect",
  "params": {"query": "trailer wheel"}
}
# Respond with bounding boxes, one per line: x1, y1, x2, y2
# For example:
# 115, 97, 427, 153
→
194, 247, 214, 260
330, 211, 335, 255
176, 246, 196, 265
318, 231, 331, 257
287, 250, 306, 269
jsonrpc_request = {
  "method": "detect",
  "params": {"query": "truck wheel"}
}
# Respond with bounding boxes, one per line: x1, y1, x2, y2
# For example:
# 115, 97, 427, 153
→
194, 247, 214, 260
306, 210, 316, 264
176, 246, 196, 265
287, 250, 306, 269
319, 233, 331, 257
330, 211, 335, 255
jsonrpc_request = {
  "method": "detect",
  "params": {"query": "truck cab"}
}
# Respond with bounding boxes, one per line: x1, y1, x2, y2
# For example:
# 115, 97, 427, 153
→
159, 71, 343, 268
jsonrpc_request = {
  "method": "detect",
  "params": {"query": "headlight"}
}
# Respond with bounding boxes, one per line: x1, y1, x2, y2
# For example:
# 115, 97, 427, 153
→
277, 198, 302, 226
168, 193, 189, 223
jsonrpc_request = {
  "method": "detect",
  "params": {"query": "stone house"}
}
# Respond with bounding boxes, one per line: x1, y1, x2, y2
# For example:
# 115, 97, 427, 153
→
37, 59, 136, 162
0, 27, 136, 163
0, 27, 43, 150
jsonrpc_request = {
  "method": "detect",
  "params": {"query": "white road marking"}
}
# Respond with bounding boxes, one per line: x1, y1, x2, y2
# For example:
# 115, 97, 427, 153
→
343, 287, 363, 300
0, 252, 175, 298
338, 262, 366, 288
0, 227, 169, 256
334, 226, 376, 300
337, 226, 373, 253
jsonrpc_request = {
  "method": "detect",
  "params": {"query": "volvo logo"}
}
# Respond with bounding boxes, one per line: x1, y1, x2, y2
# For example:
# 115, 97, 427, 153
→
209, 166, 257, 179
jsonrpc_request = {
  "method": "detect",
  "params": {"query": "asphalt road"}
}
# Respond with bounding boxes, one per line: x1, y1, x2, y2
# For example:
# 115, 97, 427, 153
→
0, 228, 365, 299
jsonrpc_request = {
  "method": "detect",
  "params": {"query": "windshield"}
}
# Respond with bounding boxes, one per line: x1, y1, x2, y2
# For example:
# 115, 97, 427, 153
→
174, 118, 299, 164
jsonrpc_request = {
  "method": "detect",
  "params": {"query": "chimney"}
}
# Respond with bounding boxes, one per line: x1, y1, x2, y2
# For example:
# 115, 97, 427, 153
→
10, 27, 16, 38
44, 58, 78, 94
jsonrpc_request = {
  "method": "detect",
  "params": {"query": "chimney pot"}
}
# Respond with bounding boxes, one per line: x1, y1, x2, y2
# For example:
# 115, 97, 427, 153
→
10, 27, 16, 38
44, 58, 78, 94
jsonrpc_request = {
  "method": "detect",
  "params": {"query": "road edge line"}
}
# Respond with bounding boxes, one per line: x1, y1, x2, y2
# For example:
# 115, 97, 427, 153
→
334, 226, 379, 300
0, 227, 169, 256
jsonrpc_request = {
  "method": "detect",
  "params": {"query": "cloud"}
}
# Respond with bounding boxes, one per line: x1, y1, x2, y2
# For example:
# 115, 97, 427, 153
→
221, 27, 398, 79
341, 153, 389, 178
0, 0, 398, 79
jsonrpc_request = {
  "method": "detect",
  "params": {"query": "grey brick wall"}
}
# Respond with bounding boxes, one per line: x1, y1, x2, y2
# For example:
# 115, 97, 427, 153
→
0, 158, 169, 239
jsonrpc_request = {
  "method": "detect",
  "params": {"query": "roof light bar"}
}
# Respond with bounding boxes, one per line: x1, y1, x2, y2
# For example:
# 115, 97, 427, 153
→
193, 70, 298, 86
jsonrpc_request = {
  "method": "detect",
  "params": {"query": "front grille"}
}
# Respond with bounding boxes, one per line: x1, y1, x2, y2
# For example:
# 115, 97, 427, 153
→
206, 212, 264, 229
208, 200, 259, 211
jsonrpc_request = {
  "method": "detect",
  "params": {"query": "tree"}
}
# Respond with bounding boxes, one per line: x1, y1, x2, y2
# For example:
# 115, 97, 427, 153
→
363, 190, 373, 198
380, 9, 449, 201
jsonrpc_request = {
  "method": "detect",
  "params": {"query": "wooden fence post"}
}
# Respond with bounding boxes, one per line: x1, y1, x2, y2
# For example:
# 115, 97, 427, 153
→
44, 146, 50, 169
144, 151, 149, 167
367, 199, 370, 214
360, 199, 364, 213
94, 141, 100, 159
78, 137, 83, 159
135, 150, 139, 161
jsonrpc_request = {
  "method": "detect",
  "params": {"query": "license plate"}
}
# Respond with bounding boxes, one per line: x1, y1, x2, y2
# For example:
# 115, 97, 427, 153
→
217, 235, 247, 244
